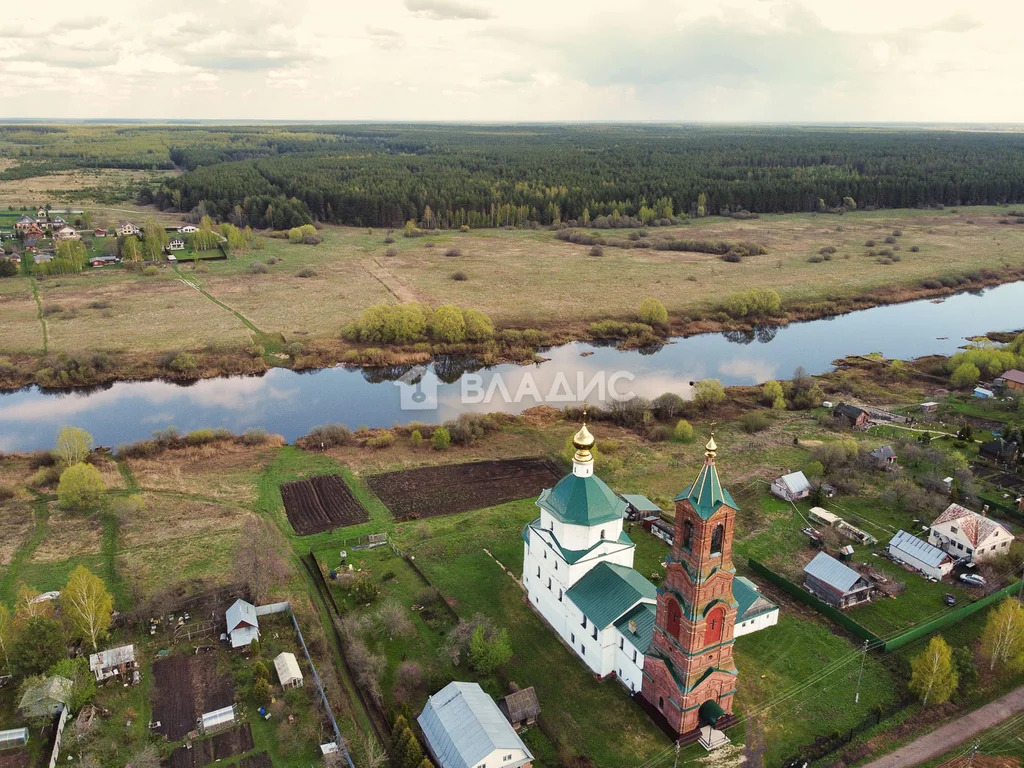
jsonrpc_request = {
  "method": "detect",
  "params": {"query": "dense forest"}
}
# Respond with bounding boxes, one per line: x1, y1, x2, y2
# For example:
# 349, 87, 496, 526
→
4, 124, 1024, 229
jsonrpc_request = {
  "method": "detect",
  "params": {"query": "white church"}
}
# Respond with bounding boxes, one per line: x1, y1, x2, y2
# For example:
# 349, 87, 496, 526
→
522, 420, 778, 693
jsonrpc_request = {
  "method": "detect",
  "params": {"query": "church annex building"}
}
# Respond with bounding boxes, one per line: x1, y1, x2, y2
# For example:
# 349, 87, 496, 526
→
523, 420, 776, 741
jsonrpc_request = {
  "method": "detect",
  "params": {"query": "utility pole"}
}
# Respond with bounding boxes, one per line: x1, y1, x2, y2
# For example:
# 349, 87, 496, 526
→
966, 740, 979, 767
855, 639, 869, 704
673, 741, 680, 768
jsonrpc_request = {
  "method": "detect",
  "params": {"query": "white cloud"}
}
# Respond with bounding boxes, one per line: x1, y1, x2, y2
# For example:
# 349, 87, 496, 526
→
0, 0, 1020, 120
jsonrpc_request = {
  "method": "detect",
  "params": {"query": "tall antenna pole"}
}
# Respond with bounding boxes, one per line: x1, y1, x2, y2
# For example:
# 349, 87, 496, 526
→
855, 639, 869, 704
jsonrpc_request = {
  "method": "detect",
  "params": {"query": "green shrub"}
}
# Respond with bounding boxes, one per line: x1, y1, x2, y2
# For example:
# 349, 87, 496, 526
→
366, 432, 395, 449
305, 424, 352, 448
410, 429, 423, 447
638, 298, 668, 326
57, 463, 106, 512
674, 419, 694, 442
432, 426, 451, 450
739, 411, 772, 433
167, 352, 198, 372
297, 267, 317, 278
722, 288, 781, 319
143, 265, 159, 276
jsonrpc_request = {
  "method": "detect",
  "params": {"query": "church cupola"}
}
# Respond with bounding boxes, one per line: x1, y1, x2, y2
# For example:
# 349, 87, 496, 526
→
572, 415, 596, 478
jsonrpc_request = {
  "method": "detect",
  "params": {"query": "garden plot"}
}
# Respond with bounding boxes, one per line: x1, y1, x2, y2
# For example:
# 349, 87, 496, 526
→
280, 474, 369, 535
239, 754, 272, 768
151, 654, 234, 741
367, 457, 561, 520
165, 724, 254, 767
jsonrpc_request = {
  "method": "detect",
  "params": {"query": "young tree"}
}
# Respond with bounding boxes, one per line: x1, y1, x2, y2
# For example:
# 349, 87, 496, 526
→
430, 305, 466, 343
0, 604, 12, 671
693, 379, 726, 411
674, 419, 694, 442
48, 656, 97, 711
909, 635, 957, 706
950, 362, 981, 389
762, 380, 786, 409
55, 425, 93, 467
952, 646, 978, 700
60, 566, 113, 651
432, 427, 451, 451
468, 625, 513, 674
980, 599, 1024, 672
638, 298, 668, 327
57, 463, 106, 512
234, 517, 291, 604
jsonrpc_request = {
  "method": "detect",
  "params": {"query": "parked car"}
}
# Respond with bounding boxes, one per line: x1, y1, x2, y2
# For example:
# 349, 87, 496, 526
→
944, 593, 957, 606
959, 573, 987, 587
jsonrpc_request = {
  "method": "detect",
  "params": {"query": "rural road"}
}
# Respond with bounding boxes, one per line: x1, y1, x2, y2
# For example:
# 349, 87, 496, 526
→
860, 684, 1024, 768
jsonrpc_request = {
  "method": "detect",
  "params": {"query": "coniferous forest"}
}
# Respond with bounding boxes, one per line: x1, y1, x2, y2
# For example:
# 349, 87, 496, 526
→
3, 123, 1024, 229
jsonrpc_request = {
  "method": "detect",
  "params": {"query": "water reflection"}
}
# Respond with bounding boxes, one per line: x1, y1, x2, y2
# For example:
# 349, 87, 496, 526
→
2, 280, 1023, 452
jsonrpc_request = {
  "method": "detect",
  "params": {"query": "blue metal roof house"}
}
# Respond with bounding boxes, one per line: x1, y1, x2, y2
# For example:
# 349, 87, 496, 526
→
803, 552, 873, 609
419, 682, 534, 768
887, 530, 954, 580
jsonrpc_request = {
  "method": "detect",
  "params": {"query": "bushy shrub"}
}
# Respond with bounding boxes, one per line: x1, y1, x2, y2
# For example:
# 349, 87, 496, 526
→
432, 426, 451, 450
674, 419, 694, 442
808, 255, 824, 263
365, 432, 395, 449
248, 261, 268, 274
445, 247, 462, 258
722, 288, 781, 319
297, 267, 317, 278
739, 411, 772, 433
383, 235, 395, 244
167, 352, 198, 372
385, 246, 398, 257
451, 271, 467, 281
590, 245, 604, 257
143, 265, 159, 276
638, 298, 669, 327
304, 423, 353, 448
241, 428, 270, 445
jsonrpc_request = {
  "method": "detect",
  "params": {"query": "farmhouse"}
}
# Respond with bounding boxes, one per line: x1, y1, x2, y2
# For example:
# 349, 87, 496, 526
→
19, 676, 72, 718
274, 652, 303, 690
803, 552, 872, 609
117, 221, 140, 236
168, 236, 185, 251
55, 225, 80, 241
888, 530, 955, 579
497, 686, 540, 731
833, 403, 869, 428
869, 445, 898, 468
621, 493, 662, 520
996, 369, 1024, 391
979, 438, 1018, 465
14, 215, 35, 232
89, 644, 138, 683
732, 577, 779, 637
179, 224, 199, 233
928, 503, 1014, 563
93, 228, 108, 237
418, 682, 534, 768
522, 421, 657, 688
771, 471, 811, 502
225, 598, 260, 649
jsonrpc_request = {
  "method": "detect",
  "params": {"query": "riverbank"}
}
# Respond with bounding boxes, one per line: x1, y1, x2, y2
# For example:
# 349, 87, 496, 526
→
2, 263, 1023, 394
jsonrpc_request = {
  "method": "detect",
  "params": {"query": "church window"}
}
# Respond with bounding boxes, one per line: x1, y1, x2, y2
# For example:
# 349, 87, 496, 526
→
658, 696, 664, 711
681, 520, 693, 551
633, 650, 637, 663
601, 528, 606, 540
705, 605, 725, 644
581, 645, 585, 655
592, 626, 597, 640
536, 566, 540, 577
543, 550, 547, 559
710, 524, 724, 556
558, 589, 562, 602
631, 681, 635, 693
620, 638, 624, 650
547, 578, 551, 590
582, 616, 587, 628
555, 562, 558, 570
571, 633, 575, 643
666, 597, 682, 639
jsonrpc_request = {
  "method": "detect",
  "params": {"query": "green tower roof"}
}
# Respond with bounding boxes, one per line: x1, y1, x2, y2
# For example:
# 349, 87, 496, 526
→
538, 472, 626, 527
673, 437, 738, 521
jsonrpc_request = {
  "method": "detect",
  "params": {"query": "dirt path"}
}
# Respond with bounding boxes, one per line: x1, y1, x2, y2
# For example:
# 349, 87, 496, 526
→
363, 258, 422, 303
860, 685, 1024, 768
29, 277, 47, 353
174, 269, 265, 336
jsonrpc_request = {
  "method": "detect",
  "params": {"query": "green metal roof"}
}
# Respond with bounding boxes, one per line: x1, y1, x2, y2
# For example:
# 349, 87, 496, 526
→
566, 562, 657, 629
732, 576, 777, 621
613, 602, 657, 653
673, 460, 738, 521
523, 518, 634, 564
538, 472, 626, 527
620, 494, 662, 513
699, 699, 726, 727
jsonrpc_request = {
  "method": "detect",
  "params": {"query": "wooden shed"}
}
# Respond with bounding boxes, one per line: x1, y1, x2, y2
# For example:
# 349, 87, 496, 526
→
497, 686, 541, 731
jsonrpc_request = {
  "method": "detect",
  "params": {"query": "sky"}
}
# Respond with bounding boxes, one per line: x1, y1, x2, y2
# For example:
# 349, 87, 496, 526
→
2, 0, 1022, 122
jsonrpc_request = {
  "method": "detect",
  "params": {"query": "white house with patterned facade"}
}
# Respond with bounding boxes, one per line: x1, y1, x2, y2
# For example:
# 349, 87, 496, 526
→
523, 420, 777, 695
928, 503, 1014, 563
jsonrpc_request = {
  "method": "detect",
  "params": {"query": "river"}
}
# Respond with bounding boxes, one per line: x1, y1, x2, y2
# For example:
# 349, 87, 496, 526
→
2, 281, 1023, 452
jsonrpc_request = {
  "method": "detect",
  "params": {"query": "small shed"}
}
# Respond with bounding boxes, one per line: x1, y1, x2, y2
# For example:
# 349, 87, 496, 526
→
620, 494, 662, 520
869, 445, 898, 468
0, 728, 28, 751
803, 552, 872, 609
973, 387, 994, 399
648, 517, 674, 545
89, 644, 137, 682
274, 652, 303, 690
19, 676, 71, 718
832, 403, 869, 428
808, 507, 841, 527
996, 369, 1024, 391
771, 471, 811, 502
920, 401, 939, 413
498, 686, 541, 731
199, 705, 236, 734
888, 530, 954, 580
226, 599, 260, 649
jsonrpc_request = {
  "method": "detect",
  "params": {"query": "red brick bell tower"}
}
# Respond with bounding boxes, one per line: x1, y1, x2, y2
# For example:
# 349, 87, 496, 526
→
640, 434, 739, 738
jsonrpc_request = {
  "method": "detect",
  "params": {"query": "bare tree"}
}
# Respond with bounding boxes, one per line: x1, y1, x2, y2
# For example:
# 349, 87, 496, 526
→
235, 517, 292, 603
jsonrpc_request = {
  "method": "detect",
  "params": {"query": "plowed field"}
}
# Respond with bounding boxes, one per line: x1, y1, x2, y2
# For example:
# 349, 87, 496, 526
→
281, 474, 369, 535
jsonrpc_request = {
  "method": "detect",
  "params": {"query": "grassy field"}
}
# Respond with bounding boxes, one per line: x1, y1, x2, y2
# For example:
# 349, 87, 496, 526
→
2, 206, 1024, 364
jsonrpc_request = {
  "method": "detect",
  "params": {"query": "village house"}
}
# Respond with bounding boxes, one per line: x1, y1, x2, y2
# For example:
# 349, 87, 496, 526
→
116, 221, 140, 237
995, 370, 1024, 391
928, 503, 1014, 563
497, 686, 540, 731
419, 682, 534, 768
869, 445, 898, 468
167, 236, 186, 251
55, 225, 80, 241
14, 215, 35, 232
225, 599, 260, 649
979, 438, 1019, 465
732, 577, 780, 636
803, 552, 872, 609
274, 652, 303, 690
179, 224, 199, 233
888, 530, 955, 580
89, 644, 138, 683
19, 676, 72, 718
771, 470, 811, 502
93, 228, 108, 238
832, 403, 869, 428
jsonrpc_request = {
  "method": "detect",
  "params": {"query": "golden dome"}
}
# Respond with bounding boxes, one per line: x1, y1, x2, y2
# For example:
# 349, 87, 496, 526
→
705, 433, 718, 459
573, 422, 595, 451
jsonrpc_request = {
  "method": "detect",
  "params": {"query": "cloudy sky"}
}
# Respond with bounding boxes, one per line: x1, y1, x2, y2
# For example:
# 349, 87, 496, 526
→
2, 0, 1021, 122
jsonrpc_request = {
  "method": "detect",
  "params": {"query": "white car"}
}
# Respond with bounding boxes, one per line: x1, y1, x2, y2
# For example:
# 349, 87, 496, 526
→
959, 573, 987, 587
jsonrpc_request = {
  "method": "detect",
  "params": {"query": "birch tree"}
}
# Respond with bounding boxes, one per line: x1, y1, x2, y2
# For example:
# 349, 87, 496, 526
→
981, 599, 1024, 672
60, 566, 113, 651
909, 635, 957, 706
55, 425, 92, 467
